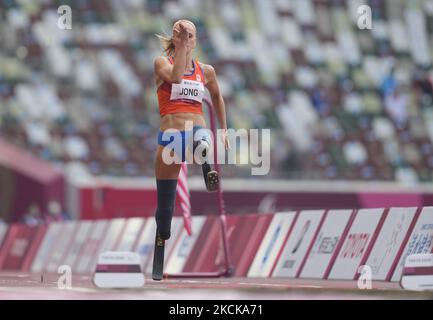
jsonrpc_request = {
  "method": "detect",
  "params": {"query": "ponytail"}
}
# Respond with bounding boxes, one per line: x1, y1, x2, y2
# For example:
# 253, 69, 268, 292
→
156, 34, 175, 57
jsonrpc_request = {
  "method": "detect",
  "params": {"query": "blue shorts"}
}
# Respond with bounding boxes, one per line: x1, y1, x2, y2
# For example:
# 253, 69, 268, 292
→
158, 126, 211, 162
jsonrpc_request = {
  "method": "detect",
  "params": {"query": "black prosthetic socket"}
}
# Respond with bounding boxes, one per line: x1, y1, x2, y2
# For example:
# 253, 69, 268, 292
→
193, 127, 218, 192
194, 138, 213, 184
193, 126, 212, 168
155, 179, 178, 240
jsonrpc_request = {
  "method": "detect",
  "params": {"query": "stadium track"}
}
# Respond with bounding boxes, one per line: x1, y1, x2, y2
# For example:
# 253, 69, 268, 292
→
0, 272, 432, 300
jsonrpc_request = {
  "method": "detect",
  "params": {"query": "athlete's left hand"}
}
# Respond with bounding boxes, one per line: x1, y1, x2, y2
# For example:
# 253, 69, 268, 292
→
221, 129, 231, 150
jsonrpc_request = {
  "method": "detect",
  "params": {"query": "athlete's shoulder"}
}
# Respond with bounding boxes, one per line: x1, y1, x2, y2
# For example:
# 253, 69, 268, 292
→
198, 62, 215, 73
198, 62, 216, 82
154, 56, 170, 68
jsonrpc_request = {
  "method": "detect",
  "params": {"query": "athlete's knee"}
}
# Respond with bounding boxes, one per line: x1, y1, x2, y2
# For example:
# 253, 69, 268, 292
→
155, 179, 177, 240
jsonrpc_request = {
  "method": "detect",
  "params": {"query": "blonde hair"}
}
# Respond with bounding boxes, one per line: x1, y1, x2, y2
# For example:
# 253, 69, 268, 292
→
156, 34, 175, 57
156, 20, 196, 57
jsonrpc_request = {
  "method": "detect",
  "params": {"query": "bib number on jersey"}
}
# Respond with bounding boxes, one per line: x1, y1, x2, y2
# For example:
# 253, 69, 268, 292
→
170, 79, 204, 103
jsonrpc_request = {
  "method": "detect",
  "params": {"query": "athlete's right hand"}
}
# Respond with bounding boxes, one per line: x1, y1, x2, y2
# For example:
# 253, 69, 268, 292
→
172, 23, 189, 48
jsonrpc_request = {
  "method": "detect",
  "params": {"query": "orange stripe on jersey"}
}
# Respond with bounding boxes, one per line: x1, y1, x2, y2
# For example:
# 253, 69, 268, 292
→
157, 58, 205, 116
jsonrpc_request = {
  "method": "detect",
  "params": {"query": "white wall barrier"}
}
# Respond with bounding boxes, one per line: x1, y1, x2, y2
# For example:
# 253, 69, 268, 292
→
272, 210, 325, 278
300, 209, 354, 279
248, 212, 296, 277
1, 207, 432, 284
75, 220, 109, 274
328, 208, 385, 280
365, 207, 418, 280
0, 222, 8, 246
391, 207, 433, 281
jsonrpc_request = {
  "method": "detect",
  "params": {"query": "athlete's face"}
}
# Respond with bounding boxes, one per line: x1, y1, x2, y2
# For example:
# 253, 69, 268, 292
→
173, 20, 197, 53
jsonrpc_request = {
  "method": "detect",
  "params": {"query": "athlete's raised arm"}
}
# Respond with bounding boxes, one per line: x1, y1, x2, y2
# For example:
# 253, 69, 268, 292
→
203, 63, 230, 150
154, 23, 191, 84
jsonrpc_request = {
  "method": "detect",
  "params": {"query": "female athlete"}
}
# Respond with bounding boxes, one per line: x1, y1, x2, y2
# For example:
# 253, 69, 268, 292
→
152, 20, 230, 279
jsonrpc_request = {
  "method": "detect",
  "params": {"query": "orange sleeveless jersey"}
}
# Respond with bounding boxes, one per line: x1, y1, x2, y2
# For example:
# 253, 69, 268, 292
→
157, 57, 205, 116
